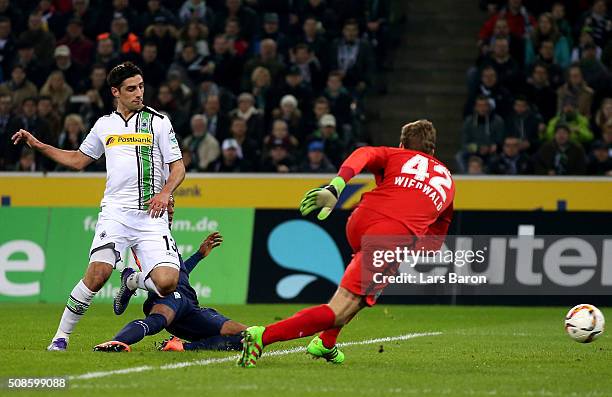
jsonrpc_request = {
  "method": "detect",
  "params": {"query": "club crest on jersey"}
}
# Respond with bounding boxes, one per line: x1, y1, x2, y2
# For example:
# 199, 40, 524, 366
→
105, 133, 153, 147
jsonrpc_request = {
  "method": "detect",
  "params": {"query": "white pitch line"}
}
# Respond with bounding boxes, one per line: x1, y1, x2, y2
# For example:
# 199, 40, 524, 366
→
70, 332, 441, 381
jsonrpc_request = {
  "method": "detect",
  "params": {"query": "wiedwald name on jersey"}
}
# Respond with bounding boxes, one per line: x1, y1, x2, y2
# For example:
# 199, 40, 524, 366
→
393, 176, 444, 210
105, 133, 153, 147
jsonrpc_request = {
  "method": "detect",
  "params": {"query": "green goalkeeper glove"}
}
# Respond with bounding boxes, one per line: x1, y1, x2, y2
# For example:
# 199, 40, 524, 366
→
299, 176, 346, 220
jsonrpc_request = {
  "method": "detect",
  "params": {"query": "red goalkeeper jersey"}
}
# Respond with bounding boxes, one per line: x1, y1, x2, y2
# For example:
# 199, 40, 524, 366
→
338, 146, 455, 236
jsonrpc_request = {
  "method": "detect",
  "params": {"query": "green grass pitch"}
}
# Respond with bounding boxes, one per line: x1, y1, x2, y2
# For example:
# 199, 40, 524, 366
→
1, 303, 611, 396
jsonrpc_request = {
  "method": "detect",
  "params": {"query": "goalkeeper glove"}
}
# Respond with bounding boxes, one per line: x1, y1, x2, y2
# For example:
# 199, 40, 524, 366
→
299, 176, 346, 220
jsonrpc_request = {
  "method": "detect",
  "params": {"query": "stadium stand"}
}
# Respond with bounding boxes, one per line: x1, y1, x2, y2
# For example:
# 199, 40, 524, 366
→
0, 0, 397, 173
460, 0, 612, 175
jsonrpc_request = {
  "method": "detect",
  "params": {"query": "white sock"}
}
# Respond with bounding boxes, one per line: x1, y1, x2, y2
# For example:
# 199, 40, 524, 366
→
144, 278, 163, 297
127, 271, 163, 297
126, 271, 140, 291
53, 280, 95, 341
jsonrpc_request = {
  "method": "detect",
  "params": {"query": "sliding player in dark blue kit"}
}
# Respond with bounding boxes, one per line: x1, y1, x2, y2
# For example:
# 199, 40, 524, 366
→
94, 201, 247, 352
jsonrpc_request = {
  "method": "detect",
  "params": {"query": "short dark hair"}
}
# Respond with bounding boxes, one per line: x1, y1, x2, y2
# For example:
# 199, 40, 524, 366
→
107, 62, 143, 88
38, 95, 52, 103
514, 94, 528, 103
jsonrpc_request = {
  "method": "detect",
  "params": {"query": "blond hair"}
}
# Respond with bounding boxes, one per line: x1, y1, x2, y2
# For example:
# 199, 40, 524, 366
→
400, 120, 436, 155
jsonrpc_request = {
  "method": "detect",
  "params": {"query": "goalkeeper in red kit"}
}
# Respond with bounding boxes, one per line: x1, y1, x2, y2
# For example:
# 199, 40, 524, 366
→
237, 120, 455, 368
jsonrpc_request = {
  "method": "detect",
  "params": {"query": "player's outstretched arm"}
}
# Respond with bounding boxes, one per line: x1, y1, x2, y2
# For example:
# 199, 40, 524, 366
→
11, 129, 94, 171
184, 232, 223, 274
146, 159, 186, 218
300, 146, 387, 221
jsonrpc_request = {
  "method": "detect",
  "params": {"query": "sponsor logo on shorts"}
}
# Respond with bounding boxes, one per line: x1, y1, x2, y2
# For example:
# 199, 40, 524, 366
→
105, 133, 153, 147
173, 292, 181, 299
99, 231, 107, 239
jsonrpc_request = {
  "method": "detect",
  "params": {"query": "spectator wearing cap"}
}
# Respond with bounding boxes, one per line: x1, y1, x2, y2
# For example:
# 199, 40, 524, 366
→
230, 92, 264, 141
179, 0, 215, 26
298, 140, 336, 173
263, 119, 299, 153
307, 113, 346, 167
13, 39, 49, 87
57, 18, 94, 68
137, 42, 166, 99
202, 95, 231, 142
40, 70, 73, 115
0, 16, 16, 79
255, 13, 289, 61
260, 137, 296, 173
18, 12, 56, 68
52, 45, 86, 93
533, 124, 586, 175
228, 116, 260, 166
324, 71, 353, 128
176, 21, 210, 58
242, 39, 285, 91
556, 65, 593, 118
140, 0, 178, 33
487, 136, 531, 174
182, 114, 221, 171
94, 35, 121, 71
208, 138, 253, 172
329, 19, 375, 94
587, 140, 612, 175
522, 62, 557, 122
214, 0, 259, 42
271, 65, 313, 117
0, 65, 38, 111
206, 34, 243, 94
290, 43, 324, 93
504, 96, 544, 154
545, 97, 593, 145
271, 94, 303, 139
143, 14, 177, 68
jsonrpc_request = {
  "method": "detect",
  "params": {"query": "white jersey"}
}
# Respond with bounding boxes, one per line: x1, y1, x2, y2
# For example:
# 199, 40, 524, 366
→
79, 107, 182, 210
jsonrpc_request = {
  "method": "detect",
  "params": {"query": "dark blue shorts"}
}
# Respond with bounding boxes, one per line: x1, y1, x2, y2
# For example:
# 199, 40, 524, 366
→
144, 292, 230, 341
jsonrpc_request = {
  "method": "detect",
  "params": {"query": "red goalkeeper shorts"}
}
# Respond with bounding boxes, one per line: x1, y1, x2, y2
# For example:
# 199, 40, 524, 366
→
340, 206, 415, 306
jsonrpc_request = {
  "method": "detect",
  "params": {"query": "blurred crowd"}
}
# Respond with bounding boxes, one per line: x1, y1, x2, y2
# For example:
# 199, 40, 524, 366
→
460, 0, 612, 176
0, 0, 392, 173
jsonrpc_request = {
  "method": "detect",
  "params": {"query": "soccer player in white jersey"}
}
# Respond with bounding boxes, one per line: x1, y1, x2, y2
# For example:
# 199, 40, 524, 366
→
11, 62, 186, 351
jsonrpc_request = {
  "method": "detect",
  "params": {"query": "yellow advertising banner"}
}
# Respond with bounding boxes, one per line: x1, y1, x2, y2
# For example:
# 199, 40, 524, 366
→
1, 173, 610, 211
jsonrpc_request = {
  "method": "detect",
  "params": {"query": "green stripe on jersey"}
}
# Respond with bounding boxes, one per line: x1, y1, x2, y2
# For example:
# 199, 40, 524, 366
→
138, 111, 154, 210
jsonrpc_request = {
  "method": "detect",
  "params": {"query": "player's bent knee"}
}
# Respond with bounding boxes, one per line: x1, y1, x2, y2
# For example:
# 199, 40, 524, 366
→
83, 262, 113, 291
149, 265, 179, 296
